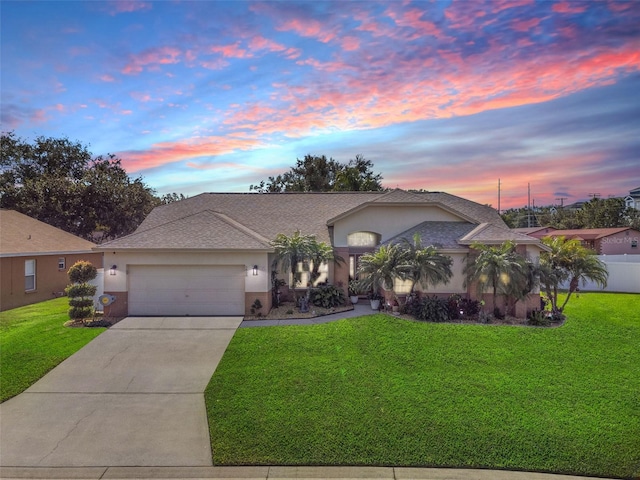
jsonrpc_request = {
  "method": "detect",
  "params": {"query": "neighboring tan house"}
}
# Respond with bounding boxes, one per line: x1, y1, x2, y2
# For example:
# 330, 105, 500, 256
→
516, 227, 640, 255
0, 210, 103, 311
625, 186, 640, 211
97, 189, 547, 318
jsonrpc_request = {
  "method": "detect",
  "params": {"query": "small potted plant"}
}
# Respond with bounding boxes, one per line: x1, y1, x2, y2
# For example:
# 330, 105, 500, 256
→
348, 280, 362, 304
367, 291, 383, 310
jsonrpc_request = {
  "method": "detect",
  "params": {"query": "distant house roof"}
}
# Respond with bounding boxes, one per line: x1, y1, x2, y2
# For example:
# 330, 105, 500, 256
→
513, 226, 556, 235
536, 227, 635, 240
629, 186, 640, 197
0, 210, 96, 257
99, 190, 509, 251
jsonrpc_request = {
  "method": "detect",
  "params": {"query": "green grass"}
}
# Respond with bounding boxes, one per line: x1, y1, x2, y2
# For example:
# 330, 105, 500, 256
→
205, 292, 640, 478
0, 297, 105, 402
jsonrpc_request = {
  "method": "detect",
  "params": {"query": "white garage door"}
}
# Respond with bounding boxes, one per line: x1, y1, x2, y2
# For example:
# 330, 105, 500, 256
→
128, 265, 245, 316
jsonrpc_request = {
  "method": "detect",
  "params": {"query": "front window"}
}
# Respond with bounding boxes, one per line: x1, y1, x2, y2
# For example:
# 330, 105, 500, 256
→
347, 231, 380, 247
25, 259, 36, 291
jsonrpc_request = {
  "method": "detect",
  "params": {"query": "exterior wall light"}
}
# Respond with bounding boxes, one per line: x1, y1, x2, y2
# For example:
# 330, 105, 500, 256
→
252, 265, 259, 276
109, 265, 117, 276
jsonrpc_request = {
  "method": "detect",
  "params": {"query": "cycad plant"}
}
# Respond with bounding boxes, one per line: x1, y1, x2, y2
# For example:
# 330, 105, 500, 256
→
399, 233, 453, 295
539, 236, 608, 313
464, 241, 530, 316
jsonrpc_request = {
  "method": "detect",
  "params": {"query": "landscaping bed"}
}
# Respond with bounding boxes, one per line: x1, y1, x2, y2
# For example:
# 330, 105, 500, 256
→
244, 301, 354, 320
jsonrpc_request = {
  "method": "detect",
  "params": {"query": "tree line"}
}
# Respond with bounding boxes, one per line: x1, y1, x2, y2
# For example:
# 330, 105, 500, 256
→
1, 132, 183, 241
501, 197, 640, 230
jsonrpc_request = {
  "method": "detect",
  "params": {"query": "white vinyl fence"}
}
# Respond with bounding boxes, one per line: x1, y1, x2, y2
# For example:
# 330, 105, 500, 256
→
560, 255, 640, 293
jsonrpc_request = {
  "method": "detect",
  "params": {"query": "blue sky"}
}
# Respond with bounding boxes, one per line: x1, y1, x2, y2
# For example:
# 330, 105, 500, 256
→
2, 0, 639, 209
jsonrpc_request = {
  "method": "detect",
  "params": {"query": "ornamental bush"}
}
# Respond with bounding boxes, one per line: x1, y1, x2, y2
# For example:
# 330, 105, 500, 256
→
66, 260, 97, 323
68, 261, 97, 284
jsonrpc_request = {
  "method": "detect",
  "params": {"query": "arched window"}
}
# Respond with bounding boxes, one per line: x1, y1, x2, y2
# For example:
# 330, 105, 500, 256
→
347, 231, 381, 247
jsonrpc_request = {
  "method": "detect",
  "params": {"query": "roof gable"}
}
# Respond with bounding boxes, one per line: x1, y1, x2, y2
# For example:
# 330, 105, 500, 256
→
0, 210, 96, 256
460, 223, 544, 245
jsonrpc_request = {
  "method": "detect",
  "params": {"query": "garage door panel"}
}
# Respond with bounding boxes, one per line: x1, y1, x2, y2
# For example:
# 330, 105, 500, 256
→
129, 265, 245, 316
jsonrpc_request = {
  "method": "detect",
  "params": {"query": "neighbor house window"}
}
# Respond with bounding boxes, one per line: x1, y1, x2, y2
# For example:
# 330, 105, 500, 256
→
58, 257, 66, 270
347, 231, 380, 247
25, 259, 36, 291
632, 240, 638, 248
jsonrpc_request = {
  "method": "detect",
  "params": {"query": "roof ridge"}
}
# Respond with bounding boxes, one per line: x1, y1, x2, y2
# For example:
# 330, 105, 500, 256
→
209, 211, 272, 246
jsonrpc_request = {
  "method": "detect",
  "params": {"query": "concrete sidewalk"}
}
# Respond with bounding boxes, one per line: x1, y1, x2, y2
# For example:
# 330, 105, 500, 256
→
0, 465, 613, 479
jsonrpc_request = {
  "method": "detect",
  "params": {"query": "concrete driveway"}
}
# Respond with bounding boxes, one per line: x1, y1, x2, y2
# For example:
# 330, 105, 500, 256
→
0, 316, 242, 467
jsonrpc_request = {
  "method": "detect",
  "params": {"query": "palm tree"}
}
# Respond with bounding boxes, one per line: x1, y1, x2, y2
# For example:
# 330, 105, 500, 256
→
463, 241, 529, 315
356, 244, 405, 298
270, 231, 314, 297
398, 233, 453, 294
539, 236, 608, 313
307, 237, 345, 285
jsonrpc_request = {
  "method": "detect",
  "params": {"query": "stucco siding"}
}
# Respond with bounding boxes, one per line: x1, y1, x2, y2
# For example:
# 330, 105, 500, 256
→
1, 252, 103, 311
598, 230, 640, 254
333, 205, 465, 247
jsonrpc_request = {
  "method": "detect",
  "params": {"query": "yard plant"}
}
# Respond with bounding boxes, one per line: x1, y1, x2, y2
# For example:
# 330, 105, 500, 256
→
0, 297, 105, 402
206, 292, 639, 478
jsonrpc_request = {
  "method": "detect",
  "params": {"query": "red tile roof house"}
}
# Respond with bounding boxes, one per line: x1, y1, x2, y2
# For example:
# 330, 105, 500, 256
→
516, 227, 640, 255
0, 210, 103, 311
96, 189, 548, 319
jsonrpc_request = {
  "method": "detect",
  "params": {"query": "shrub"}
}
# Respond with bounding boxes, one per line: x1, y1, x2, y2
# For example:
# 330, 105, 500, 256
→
446, 295, 482, 320
251, 299, 263, 316
65, 284, 97, 298
311, 285, 345, 308
527, 309, 551, 326
67, 260, 97, 323
67, 261, 97, 283
409, 296, 451, 323
68, 306, 94, 320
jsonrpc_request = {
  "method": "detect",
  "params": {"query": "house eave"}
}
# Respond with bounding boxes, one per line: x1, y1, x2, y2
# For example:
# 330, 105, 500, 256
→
0, 250, 97, 258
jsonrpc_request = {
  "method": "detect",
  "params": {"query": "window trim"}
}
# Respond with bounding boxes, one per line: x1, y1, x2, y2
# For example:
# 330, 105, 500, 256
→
58, 257, 66, 270
25, 259, 36, 292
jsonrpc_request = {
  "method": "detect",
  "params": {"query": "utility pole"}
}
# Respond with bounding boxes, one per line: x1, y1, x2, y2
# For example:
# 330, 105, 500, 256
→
555, 197, 567, 207
588, 193, 601, 199
497, 178, 501, 214
527, 183, 531, 228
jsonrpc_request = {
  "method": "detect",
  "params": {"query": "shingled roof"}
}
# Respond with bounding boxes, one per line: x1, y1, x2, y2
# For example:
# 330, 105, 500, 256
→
0, 210, 96, 256
382, 221, 478, 250
99, 190, 509, 250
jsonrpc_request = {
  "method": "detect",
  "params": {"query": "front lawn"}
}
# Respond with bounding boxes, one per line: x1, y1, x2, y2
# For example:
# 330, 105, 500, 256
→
205, 292, 640, 479
0, 297, 105, 402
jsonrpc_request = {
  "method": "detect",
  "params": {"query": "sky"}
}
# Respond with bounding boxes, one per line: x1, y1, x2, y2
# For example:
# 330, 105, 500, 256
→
1, 0, 639, 210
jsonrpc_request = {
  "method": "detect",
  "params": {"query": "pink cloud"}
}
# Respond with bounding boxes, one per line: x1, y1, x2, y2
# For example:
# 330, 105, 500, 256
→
552, 1, 587, 14
387, 6, 448, 40
341, 36, 360, 51
122, 46, 181, 75
99, 74, 116, 82
511, 17, 541, 32
107, 1, 152, 15
210, 43, 252, 59
249, 36, 286, 53
276, 17, 336, 43
119, 136, 265, 171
